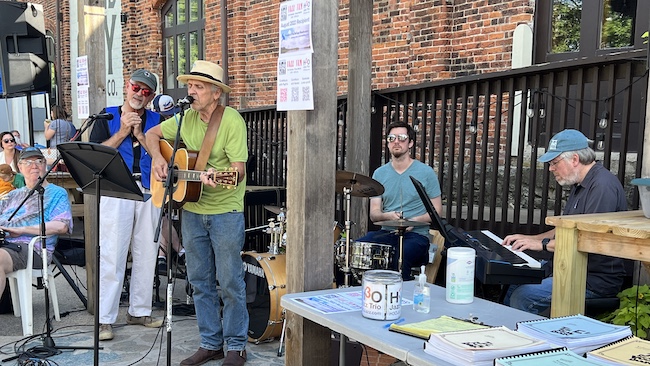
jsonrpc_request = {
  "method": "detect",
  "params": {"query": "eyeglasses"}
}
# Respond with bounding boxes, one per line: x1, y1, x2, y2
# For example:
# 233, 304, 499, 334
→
19, 158, 45, 167
386, 134, 409, 143
549, 156, 565, 167
128, 81, 153, 97
3, 138, 15, 143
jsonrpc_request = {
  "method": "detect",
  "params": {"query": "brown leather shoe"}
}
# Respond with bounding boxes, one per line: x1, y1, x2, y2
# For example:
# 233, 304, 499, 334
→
222, 350, 247, 366
179, 347, 224, 366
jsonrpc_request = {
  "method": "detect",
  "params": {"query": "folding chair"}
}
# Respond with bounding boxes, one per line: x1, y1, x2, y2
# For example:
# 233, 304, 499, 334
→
6, 236, 60, 336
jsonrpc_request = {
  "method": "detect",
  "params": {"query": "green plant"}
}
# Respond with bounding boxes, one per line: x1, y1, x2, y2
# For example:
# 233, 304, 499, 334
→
601, 285, 650, 338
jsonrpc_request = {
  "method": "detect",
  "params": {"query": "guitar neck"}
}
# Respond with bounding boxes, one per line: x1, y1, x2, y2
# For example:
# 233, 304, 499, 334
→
173, 169, 238, 186
175, 170, 203, 182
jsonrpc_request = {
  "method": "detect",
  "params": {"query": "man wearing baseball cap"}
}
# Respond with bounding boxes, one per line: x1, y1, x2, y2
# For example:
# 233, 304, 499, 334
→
501, 129, 627, 315
89, 69, 164, 341
0, 147, 72, 301
146, 60, 248, 366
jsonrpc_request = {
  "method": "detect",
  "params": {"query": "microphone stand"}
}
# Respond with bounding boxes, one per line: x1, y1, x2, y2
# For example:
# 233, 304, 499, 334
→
7, 154, 96, 354
72, 115, 102, 142
152, 104, 189, 366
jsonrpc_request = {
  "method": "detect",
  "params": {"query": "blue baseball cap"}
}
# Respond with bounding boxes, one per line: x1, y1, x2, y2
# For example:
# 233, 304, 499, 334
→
152, 94, 180, 117
538, 129, 591, 163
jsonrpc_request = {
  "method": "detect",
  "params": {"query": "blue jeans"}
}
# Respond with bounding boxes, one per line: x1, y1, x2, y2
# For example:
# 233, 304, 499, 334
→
504, 276, 600, 315
182, 211, 248, 352
356, 230, 429, 280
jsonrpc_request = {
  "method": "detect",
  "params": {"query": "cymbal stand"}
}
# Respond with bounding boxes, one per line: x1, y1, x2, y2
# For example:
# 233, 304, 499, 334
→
267, 209, 286, 255
277, 309, 287, 357
267, 219, 279, 255
278, 209, 286, 248
342, 186, 353, 287
396, 227, 406, 276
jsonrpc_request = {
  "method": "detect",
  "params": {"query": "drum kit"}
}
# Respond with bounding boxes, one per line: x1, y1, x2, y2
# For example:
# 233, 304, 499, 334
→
243, 170, 427, 347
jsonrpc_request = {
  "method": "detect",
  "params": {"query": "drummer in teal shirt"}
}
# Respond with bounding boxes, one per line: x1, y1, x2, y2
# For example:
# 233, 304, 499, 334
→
356, 121, 442, 280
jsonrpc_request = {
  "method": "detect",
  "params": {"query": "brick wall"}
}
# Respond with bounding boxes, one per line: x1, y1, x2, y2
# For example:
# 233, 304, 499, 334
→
31, 0, 534, 110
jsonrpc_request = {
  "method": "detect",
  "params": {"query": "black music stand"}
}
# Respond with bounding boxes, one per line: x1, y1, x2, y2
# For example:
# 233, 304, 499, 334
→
57, 142, 144, 366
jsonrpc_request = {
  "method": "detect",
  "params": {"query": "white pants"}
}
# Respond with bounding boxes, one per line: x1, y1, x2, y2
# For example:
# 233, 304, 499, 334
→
98, 187, 160, 324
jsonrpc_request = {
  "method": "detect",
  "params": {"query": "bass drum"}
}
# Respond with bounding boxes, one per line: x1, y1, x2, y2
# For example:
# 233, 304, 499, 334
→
243, 251, 286, 343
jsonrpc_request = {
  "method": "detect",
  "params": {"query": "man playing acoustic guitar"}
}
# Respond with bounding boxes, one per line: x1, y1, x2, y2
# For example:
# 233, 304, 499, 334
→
146, 60, 249, 366
89, 69, 164, 341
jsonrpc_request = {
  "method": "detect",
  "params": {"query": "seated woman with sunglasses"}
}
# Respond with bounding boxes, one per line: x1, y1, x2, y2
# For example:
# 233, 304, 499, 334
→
0, 131, 20, 172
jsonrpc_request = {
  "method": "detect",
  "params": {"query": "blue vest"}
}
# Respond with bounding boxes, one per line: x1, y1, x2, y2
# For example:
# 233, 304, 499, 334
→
105, 106, 159, 189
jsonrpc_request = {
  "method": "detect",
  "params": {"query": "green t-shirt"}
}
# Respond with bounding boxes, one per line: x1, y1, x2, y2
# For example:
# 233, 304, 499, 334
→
12, 173, 25, 188
160, 107, 248, 214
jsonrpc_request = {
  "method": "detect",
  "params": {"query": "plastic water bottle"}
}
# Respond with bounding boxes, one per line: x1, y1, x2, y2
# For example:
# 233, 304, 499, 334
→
413, 265, 430, 313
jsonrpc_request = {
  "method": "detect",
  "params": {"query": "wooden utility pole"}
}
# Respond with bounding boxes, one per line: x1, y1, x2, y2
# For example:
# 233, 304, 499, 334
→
81, 0, 106, 313
346, 0, 373, 239
284, 1, 338, 365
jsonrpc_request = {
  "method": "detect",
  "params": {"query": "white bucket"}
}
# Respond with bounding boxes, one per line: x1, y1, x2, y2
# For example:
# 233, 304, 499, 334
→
362, 270, 402, 320
446, 247, 476, 304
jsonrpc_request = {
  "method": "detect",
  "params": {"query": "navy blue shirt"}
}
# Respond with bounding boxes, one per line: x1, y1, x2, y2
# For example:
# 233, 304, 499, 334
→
549, 163, 627, 296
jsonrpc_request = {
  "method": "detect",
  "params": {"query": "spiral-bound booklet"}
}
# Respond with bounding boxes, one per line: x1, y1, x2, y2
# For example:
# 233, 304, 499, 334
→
423, 326, 554, 365
587, 336, 650, 365
495, 347, 607, 365
516, 314, 631, 355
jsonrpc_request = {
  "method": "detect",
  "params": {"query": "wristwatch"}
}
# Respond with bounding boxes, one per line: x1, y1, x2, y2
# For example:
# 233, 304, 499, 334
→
541, 238, 551, 252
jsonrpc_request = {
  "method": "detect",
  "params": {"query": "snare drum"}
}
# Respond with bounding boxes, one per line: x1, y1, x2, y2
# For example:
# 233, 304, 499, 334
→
243, 251, 286, 343
350, 241, 393, 270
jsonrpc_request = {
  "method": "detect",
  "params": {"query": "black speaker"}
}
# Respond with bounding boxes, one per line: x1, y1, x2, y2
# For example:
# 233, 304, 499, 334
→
0, 1, 49, 96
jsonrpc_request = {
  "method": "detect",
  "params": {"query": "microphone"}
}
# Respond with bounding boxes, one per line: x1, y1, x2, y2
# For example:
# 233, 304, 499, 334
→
89, 112, 114, 120
177, 96, 194, 108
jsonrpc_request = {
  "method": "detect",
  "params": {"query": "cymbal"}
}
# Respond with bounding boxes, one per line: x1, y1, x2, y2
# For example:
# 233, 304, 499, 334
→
374, 219, 429, 228
264, 205, 286, 215
336, 170, 384, 197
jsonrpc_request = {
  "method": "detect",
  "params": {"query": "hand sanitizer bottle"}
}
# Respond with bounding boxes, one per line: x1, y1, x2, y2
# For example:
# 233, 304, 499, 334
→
413, 265, 430, 313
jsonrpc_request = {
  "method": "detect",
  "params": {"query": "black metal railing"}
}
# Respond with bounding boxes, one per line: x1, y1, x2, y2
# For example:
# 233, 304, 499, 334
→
242, 50, 648, 242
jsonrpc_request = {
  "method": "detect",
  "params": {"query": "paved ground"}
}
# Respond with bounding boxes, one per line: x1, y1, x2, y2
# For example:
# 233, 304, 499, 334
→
0, 263, 285, 365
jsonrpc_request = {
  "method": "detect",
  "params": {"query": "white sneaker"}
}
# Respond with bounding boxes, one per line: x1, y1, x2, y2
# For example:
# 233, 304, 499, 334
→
99, 324, 113, 341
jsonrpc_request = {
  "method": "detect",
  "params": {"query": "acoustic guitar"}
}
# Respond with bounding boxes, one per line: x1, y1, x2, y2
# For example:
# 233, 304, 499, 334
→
150, 140, 239, 208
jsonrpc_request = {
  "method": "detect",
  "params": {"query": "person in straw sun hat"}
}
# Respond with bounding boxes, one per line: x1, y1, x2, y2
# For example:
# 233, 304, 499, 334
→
146, 60, 248, 366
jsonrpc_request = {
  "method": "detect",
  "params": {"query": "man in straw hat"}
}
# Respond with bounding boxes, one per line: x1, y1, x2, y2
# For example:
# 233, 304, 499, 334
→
502, 129, 627, 315
146, 60, 248, 366
90, 69, 164, 341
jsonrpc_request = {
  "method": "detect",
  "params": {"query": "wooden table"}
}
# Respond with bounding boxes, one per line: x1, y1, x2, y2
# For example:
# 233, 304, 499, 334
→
546, 210, 650, 317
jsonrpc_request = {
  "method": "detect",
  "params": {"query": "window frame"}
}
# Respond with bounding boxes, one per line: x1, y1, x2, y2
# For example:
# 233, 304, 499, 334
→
534, 0, 649, 64
161, 0, 205, 101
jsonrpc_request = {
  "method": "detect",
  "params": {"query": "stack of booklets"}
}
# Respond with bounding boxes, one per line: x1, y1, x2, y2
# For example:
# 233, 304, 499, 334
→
516, 314, 632, 355
423, 326, 556, 366
587, 336, 650, 365
495, 347, 608, 365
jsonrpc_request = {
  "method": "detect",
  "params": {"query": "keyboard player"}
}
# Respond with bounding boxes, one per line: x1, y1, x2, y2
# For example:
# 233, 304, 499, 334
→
502, 129, 627, 315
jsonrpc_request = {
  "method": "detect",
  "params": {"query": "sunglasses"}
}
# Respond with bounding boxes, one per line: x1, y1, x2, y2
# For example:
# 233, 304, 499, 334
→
386, 134, 409, 143
3, 138, 15, 143
128, 81, 153, 97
